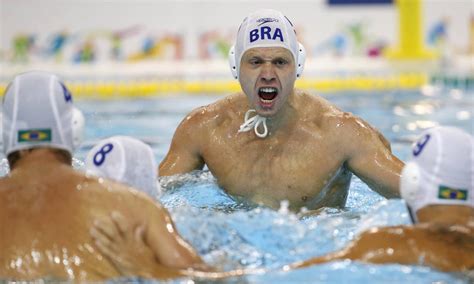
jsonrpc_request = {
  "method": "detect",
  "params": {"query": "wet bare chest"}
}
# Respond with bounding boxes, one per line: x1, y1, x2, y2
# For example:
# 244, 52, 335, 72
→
202, 132, 347, 207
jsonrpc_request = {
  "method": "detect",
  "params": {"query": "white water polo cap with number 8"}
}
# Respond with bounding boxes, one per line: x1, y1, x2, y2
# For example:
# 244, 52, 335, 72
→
85, 136, 159, 198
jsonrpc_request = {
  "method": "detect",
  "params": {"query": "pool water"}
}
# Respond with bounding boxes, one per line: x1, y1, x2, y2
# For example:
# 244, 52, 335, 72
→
1, 86, 473, 283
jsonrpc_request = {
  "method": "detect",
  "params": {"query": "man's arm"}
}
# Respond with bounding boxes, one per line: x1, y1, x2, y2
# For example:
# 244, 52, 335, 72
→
145, 202, 207, 269
289, 227, 414, 269
159, 110, 206, 176
91, 202, 209, 278
342, 115, 404, 198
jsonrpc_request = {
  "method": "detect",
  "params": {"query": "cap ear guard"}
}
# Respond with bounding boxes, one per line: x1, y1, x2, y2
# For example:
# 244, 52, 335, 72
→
229, 45, 238, 79
228, 42, 306, 80
400, 162, 421, 219
0, 112, 3, 153
72, 107, 85, 150
296, 42, 306, 78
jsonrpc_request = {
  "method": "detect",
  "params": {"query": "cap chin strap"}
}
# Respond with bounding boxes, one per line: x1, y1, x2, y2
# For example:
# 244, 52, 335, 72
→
238, 109, 268, 138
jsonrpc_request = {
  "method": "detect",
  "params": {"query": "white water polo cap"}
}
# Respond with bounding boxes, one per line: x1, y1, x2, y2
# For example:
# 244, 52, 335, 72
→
400, 126, 473, 216
85, 136, 159, 198
2, 71, 84, 157
229, 9, 306, 79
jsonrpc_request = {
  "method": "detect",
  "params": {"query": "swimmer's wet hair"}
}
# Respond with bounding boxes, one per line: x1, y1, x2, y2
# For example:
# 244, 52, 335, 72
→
7, 148, 72, 169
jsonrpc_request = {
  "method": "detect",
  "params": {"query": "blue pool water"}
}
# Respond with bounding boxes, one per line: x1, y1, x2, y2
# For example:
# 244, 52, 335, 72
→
1, 85, 472, 283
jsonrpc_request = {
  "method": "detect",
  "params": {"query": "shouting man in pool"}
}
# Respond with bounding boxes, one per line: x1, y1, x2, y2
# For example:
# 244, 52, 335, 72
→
92, 126, 474, 278
159, 9, 403, 211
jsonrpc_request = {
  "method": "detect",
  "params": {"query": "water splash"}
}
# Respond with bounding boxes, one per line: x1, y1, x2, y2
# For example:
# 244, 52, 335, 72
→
72, 157, 85, 170
0, 158, 10, 177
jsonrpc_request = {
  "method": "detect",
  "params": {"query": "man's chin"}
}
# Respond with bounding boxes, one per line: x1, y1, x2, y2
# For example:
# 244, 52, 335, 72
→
255, 107, 277, 117
250, 98, 280, 117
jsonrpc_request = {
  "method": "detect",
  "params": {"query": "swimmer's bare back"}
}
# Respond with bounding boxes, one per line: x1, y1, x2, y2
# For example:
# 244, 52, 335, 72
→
0, 151, 203, 280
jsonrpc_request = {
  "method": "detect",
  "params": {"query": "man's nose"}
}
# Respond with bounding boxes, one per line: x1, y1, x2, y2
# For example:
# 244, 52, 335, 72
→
259, 62, 276, 82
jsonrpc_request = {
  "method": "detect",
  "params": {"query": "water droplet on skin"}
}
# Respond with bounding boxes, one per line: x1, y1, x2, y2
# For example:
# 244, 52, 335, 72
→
72, 157, 85, 170
278, 200, 290, 215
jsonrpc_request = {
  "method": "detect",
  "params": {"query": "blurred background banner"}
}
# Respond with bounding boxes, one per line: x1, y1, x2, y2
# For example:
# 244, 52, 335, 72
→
328, 0, 393, 5
0, 4, 472, 284
0, 0, 472, 95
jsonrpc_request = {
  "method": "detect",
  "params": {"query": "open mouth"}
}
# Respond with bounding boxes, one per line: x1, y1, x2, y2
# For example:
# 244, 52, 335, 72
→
258, 87, 278, 104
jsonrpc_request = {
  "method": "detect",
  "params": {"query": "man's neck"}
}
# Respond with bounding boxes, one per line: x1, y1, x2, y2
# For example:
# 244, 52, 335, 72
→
261, 93, 298, 135
11, 148, 71, 171
417, 206, 474, 228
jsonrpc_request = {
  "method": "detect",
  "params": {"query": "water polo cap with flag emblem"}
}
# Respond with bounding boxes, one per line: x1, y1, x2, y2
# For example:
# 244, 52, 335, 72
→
2, 71, 84, 157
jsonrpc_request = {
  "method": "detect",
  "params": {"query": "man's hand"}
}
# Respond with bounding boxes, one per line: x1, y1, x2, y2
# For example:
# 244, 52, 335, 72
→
90, 211, 158, 278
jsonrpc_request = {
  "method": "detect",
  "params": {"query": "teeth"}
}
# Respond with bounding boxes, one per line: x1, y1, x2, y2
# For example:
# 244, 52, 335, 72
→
260, 98, 273, 103
259, 87, 277, 93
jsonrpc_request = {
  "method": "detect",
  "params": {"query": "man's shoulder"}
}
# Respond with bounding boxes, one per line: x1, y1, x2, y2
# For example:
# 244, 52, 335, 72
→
320, 107, 371, 133
297, 92, 352, 128
0, 176, 14, 191
82, 175, 159, 206
296, 91, 340, 113
179, 93, 246, 128
298, 95, 388, 149
82, 175, 132, 193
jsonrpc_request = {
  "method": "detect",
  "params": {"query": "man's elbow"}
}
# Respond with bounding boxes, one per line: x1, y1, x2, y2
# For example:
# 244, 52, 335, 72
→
374, 184, 401, 199
364, 178, 401, 199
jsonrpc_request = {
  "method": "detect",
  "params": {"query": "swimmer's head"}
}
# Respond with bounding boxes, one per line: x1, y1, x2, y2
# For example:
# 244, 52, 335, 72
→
1, 71, 84, 159
85, 136, 159, 198
400, 126, 473, 222
229, 9, 306, 79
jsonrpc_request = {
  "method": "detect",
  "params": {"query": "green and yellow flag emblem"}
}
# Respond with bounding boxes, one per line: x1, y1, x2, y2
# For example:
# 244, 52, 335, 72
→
18, 129, 52, 142
438, 185, 468, 201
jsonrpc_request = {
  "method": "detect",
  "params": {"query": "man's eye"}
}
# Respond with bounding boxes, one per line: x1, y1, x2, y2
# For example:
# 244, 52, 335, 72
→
249, 59, 261, 65
274, 59, 288, 66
